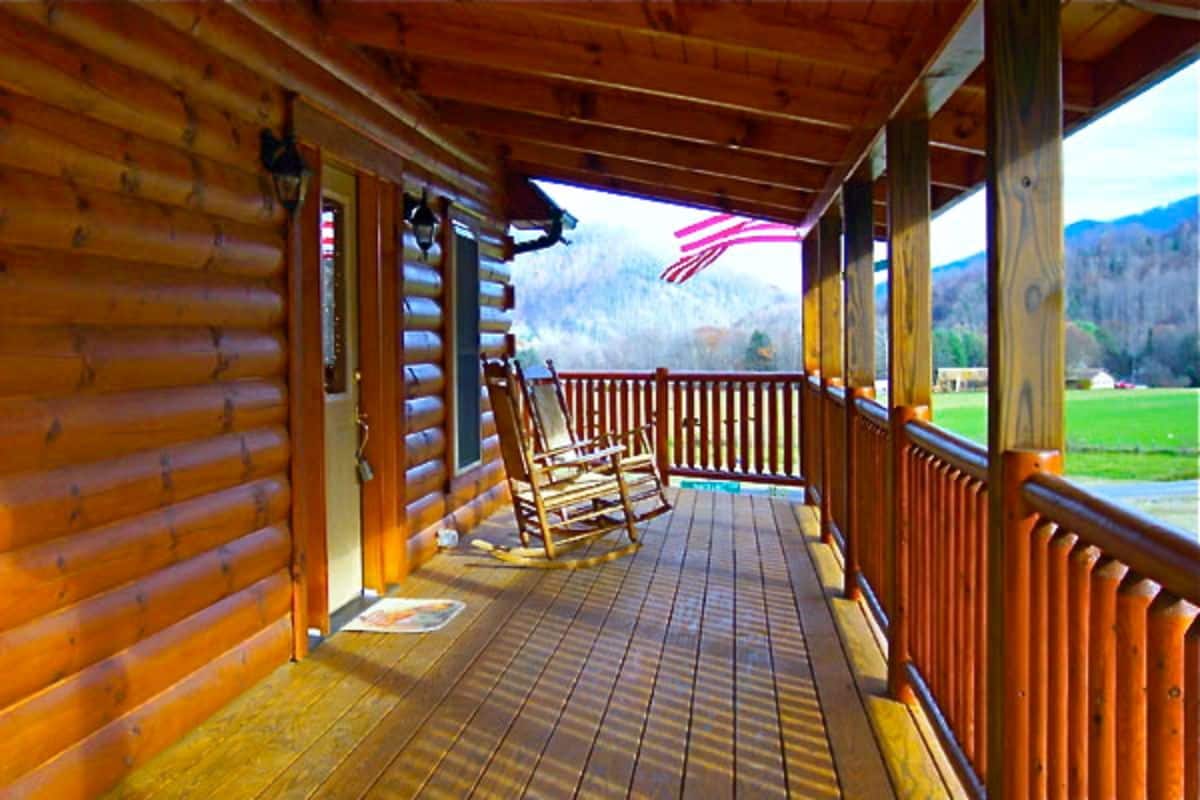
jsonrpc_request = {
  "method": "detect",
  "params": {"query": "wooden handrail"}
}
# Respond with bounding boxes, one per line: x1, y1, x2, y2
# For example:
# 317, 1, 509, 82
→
555, 369, 654, 380
905, 418, 988, 483
1022, 470, 1200, 604
557, 369, 807, 383
854, 395, 889, 430
826, 384, 847, 406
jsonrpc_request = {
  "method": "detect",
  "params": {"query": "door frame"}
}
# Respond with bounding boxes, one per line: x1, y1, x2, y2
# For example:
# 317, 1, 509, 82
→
289, 104, 407, 646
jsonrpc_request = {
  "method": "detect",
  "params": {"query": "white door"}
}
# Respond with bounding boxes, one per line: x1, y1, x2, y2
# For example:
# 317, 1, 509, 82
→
320, 165, 364, 614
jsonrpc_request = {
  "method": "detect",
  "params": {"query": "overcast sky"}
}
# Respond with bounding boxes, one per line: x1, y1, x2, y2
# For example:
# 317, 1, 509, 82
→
535, 60, 1199, 292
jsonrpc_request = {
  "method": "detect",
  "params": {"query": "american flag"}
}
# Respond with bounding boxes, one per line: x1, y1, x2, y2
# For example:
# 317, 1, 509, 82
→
659, 213, 800, 284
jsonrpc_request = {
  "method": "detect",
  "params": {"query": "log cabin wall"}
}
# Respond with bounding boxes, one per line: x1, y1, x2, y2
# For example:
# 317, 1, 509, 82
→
402, 179, 513, 571
0, 5, 292, 795
0, 2, 510, 795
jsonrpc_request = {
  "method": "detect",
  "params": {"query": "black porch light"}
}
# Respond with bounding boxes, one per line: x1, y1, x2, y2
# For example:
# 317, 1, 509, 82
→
260, 128, 311, 215
404, 188, 440, 255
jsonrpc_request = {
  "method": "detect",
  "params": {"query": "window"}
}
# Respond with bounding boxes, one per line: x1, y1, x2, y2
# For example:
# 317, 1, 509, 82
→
453, 222, 482, 470
320, 201, 348, 394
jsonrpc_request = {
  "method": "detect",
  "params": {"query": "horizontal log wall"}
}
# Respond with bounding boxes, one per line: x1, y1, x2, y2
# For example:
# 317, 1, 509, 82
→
0, 4, 292, 794
402, 188, 513, 572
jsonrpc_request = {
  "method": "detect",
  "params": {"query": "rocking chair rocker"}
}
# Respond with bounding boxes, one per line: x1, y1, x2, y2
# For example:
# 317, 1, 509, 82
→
514, 359, 672, 524
473, 357, 643, 568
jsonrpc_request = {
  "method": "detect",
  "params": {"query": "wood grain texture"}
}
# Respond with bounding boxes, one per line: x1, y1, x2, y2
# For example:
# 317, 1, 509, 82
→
983, 2, 1065, 796
886, 115, 933, 410
819, 203, 844, 382
103, 490, 960, 799
843, 178, 876, 390
802, 232, 822, 375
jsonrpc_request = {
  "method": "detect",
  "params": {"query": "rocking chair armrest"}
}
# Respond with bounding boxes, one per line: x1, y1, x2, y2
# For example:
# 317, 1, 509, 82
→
532, 444, 625, 469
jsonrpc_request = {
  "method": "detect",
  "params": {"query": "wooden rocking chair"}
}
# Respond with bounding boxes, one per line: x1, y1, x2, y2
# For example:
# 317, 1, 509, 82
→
514, 359, 672, 524
473, 357, 643, 568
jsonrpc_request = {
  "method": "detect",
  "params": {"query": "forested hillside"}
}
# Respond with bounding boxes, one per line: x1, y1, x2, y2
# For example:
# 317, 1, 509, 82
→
510, 225, 802, 370
513, 195, 1198, 385
883, 194, 1198, 385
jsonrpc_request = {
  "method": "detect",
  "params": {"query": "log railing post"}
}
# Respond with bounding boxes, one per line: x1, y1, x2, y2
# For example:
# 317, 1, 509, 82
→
800, 229, 821, 506
818, 202, 843, 546
886, 111, 932, 703
843, 175, 875, 600
654, 367, 670, 486
887, 403, 929, 704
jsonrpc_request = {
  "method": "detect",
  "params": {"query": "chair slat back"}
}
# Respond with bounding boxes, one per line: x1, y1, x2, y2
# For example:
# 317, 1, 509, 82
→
482, 358, 531, 483
515, 360, 579, 456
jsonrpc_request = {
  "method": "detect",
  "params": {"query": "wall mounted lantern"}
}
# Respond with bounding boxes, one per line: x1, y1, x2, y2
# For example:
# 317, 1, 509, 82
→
404, 188, 440, 255
260, 129, 311, 215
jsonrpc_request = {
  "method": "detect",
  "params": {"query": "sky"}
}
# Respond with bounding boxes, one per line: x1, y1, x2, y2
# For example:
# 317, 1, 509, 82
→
535, 60, 1199, 292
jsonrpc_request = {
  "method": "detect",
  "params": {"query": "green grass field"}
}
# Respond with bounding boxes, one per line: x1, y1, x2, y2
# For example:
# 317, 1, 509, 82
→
931, 389, 1199, 480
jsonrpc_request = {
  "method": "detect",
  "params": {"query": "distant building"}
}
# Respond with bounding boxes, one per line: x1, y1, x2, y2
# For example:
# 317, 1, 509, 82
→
936, 367, 989, 392
1067, 368, 1116, 390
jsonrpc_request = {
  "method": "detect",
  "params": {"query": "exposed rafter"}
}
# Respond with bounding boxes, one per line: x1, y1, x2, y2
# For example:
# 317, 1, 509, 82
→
421, 2, 915, 76
515, 163, 810, 227
398, 62, 850, 165
437, 101, 829, 193
325, 11, 873, 129
497, 140, 812, 216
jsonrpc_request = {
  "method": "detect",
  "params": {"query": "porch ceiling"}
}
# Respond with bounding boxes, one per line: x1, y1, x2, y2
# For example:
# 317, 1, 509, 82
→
324, 0, 1198, 235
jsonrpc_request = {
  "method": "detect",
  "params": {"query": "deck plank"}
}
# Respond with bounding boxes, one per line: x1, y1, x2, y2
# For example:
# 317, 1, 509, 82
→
104, 489, 958, 800
471, 490, 688, 799
572, 490, 695, 799
627, 489, 715, 798
102, 526, 494, 800
733, 494, 789, 799
753, 495, 843, 799
365, 539, 607, 798
772, 498, 897, 799
518, 492, 684, 799
682, 491, 737, 798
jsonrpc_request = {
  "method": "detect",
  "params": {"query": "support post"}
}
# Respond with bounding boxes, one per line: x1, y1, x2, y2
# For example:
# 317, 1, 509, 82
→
984, 0, 1066, 796
800, 231, 821, 506
818, 202, 844, 547
885, 113, 932, 703
654, 367, 670, 487
843, 176, 876, 600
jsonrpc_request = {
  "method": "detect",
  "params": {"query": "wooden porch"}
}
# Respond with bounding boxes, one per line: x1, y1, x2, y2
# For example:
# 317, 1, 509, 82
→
107, 488, 961, 799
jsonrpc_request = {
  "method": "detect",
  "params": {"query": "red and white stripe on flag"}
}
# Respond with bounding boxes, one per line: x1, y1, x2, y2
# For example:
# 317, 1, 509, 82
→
659, 213, 799, 284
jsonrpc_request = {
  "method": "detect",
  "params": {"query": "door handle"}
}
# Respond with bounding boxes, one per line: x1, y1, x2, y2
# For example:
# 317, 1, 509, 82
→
356, 412, 374, 482
356, 412, 370, 457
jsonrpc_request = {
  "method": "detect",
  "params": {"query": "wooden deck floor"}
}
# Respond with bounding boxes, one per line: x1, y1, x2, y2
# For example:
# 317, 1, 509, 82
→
109, 489, 957, 799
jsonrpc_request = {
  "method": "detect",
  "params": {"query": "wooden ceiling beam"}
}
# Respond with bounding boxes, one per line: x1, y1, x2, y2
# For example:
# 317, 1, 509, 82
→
498, 140, 813, 214
801, 1, 981, 232
402, 62, 850, 165
436, 101, 830, 193
959, 59, 1098, 112
1091, 15, 1200, 110
436, 2, 913, 76
516, 165, 809, 227
326, 12, 872, 129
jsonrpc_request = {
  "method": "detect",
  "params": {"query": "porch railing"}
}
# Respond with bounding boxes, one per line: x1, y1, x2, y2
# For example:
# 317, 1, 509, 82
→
556, 366, 1197, 797
824, 387, 1200, 798
557, 369, 806, 487
900, 417, 990, 792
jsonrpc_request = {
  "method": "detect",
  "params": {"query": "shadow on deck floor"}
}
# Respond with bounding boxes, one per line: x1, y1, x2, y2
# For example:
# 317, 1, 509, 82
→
108, 489, 961, 799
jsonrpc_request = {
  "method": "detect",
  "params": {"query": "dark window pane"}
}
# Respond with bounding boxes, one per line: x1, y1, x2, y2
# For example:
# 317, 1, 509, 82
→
455, 229, 481, 469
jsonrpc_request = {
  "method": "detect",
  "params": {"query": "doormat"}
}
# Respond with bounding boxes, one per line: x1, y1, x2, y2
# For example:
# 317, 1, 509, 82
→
342, 598, 465, 634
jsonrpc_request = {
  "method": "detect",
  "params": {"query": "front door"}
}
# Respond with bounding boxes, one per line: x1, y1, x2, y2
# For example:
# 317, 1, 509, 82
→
320, 165, 364, 614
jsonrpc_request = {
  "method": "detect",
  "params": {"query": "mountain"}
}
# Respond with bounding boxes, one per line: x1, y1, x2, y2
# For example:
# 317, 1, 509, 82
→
876, 195, 1198, 385
513, 196, 1198, 385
